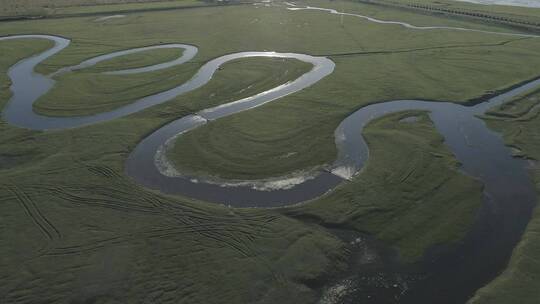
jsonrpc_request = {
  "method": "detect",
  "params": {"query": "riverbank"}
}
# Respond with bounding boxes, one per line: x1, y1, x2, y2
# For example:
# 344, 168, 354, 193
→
469, 89, 540, 303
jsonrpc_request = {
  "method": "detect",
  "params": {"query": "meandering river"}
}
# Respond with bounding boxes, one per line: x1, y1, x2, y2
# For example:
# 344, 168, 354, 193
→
1, 4, 539, 303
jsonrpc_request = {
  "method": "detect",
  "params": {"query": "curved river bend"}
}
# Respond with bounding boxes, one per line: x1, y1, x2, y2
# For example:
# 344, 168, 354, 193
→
1, 5, 539, 303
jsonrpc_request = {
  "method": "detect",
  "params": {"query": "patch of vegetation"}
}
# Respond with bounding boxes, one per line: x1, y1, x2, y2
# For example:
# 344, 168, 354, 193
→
35, 47, 196, 116
168, 57, 314, 180
486, 88, 540, 118
469, 90, 540, 304
286, 111, 483, 261
88, 46, 184, 72
0, 0, 208, 18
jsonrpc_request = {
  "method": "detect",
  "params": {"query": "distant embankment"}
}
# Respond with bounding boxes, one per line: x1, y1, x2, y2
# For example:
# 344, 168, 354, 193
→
355, 0, 540, 32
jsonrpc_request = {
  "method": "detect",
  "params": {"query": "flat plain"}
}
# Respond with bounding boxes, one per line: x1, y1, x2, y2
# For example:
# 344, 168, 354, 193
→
1, 0, 539, 303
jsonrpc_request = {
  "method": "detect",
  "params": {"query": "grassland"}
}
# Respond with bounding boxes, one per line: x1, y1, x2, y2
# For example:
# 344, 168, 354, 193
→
35, 47, 200, 116
0, 0, 539, 303
288, 111, 483, 260
0, 0, 209, 18
167, 57, 314, 179
385, 0, 540, 24
1, 43, 348, 303
468, 89, 540, 303
88, 47, 184, 72
36, 56, 309, 117
12, 0, 537, 122
162, 0, 540, 180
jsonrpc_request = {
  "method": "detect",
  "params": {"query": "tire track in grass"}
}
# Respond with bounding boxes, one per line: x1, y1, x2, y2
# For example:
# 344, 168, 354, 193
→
45, 185, 162, 214
44, 223, 262, 256
18, 182, 277, 259
6, 185, 61, 242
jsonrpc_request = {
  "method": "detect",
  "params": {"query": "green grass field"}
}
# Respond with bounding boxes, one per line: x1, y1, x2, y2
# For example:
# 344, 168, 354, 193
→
0, 0, 209, 18
0, 0, 539, 302
385, 0, 540, 24
161, 0, 540, 180
88, 47, 184, 72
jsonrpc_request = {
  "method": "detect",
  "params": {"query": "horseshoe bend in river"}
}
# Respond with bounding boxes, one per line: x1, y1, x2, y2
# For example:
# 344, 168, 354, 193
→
2, 5, 540, 303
